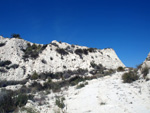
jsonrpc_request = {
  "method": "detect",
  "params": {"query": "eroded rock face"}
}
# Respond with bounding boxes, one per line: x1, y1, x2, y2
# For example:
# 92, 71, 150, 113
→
142, 52, 150, 68
0, 36, 125, 80
139, 52, 150, 79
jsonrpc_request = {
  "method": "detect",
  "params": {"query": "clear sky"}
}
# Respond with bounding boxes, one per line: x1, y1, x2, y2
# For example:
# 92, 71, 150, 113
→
0, 0, 149, 67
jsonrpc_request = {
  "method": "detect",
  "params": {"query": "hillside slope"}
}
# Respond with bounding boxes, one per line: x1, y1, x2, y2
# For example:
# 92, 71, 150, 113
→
23, 72, 150, 113
0, 36, 125, 80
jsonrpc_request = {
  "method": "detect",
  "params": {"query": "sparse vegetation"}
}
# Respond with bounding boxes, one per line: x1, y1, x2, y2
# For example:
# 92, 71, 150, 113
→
41, 59, 47, 64
11, 33, 22, 39
122, 71, 139, 83
100, 102, 106, 105
76, 82, 88, 89
0, 68, 7, 73
0, 60, 12, 67
14, 93, 28, 107
29, 82, 43, 93
0, 79, 27, 87
75, 49, 84, 55
87, 48, 96, 52
0, 43, 5, 47
55, 97, 65, 109
0, 90, 15, 112
90, 62, 104, 70
51, 42, 59, 47
6, 64, 19, 69
117, 66, 124, 72
0, 89, 31, 113
56, 48, 69, 55
104, 69, 116, 76
31, 72, 39, 80
141, 67, 149, 78
22, 43, 47, 60
69, 76, 85, 86
19, 107, 39, 113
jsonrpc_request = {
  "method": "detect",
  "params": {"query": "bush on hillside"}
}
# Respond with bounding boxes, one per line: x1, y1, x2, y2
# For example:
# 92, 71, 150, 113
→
0, 43, 5, 47
122, 71, 139, 83
7, 64, 19, 69
87, 48, 96, 52
90, 62, 105, 74
0, 68, 7, 73
141, 67, 149, 78
14, 94, 28, 107
75, 49, 83, 55
23, 43, 47, 60
76, 82, 88, 89
0, 90, 15, 112
0, 90, 29, 112
11, 33, 22, 39
69, 76, 85, 86
56, 48, 68, 55
29, 82, 43, 93
0, 60, 12, 67
117, 66, 124, 72
0, 79, 27, 87
31, 72, 39, 80
55, 97, 65, 109
41, 59, 47, 64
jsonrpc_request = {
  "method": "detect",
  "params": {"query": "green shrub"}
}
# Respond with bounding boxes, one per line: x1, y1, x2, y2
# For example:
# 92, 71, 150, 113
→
69, 76, 85, 86
19, 107, 39, 113
0, 90, 15, 112
77, 68, 88, 75
141, 67, 149, 78
15, 94, 28, 107
117, 66, 124, 72
0, 60, 12, 67
76, 82, 88, 89
122, 71, 139, 83
0, 68, 7, 73
23, 43, 47, 60
31, 72, 39, 80
100, 102, 106, 105
11, 33, 21, 39
41, 59, 47, 64
87, 48, 96, 52
7, 64, 19, 69
0, 43, 5, 47
56, 48, 68, 55
29, 82, 43, 93
0, 79, 27, 87
76, 83, 85, 89
104, 69, 115, 76
55, 97, 65, 109
0, 90, 31, 113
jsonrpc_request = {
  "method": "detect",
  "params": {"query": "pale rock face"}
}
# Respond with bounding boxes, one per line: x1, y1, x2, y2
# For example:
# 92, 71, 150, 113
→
140, 52, 150, 78
0, 36, 125, 80
142, 53, 150, 68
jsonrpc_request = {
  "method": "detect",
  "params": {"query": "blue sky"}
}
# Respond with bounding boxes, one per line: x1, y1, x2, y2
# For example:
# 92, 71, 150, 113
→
0, 0, 150, 67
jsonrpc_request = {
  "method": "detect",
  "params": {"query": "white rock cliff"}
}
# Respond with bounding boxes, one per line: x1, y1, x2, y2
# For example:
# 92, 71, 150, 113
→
0, 36, 125, 80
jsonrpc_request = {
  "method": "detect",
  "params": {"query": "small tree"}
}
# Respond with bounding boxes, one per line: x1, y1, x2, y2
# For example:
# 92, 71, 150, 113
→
11, 34, 21, 39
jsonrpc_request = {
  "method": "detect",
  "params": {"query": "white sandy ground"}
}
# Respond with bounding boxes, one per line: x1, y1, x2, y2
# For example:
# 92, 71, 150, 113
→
23, 72, 150, 113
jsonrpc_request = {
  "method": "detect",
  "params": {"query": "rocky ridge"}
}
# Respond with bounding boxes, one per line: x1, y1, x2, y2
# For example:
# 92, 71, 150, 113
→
0, 36, 125, 80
